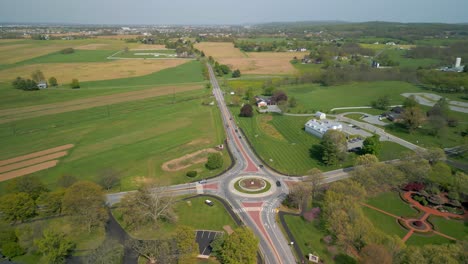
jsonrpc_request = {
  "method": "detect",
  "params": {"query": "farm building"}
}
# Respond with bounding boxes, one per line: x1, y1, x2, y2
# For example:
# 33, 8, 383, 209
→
305, 119, 343, 138
315, 111, 326, 120
37, 81, 48, 89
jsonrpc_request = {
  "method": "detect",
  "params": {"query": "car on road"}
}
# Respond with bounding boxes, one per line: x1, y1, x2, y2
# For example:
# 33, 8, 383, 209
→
205, 200, 214, 206
259, 164, 264, 168
276, 180, 281, 187
239, 136, 242, 139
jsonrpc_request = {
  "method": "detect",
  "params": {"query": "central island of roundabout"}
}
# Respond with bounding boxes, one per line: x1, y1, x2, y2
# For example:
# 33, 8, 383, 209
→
229, 175, 277, 197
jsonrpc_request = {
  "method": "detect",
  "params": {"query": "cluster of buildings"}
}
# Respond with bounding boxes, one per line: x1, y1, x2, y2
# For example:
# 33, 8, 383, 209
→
440, 57, 465, 73
304, 112, 343, 138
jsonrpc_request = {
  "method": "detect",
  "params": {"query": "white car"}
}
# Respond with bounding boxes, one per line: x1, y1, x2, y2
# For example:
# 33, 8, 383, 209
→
205, 200, 214, 206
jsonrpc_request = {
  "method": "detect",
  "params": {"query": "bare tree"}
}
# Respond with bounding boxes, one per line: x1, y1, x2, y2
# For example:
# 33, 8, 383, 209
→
98, 168, 121, 190
288, 183, 312, 211
120, 185, 177, 230
127, 239, 177, 264
305, 168, 324, 199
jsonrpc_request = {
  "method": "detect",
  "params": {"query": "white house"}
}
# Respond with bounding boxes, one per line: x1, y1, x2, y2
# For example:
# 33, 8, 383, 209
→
305, 119, 343, 138
37, 82, 48, 89
315, 111, 326, 120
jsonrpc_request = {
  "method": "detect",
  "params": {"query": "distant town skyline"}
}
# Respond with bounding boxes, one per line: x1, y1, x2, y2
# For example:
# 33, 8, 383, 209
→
1, 0, 467, 25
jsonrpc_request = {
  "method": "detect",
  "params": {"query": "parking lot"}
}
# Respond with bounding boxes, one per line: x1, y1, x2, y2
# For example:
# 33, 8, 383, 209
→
196, 230, 223, 256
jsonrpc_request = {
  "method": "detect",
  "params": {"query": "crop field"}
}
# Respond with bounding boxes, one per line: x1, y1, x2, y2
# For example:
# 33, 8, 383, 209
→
109, 49, 177, 59
0, 87, 228, 192
0, 38, 139, 65
0, 58, 190, 82
0, 60, 205, 110
195, 42, 307, 74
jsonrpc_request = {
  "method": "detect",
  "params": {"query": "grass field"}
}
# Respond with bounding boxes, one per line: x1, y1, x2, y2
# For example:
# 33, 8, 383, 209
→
405, 233, 453, 246
195, 42, 307, 75
429, 216, 467, 241
0, 88, 229, 192
231, 110, 356, 174
0, 60, 205, 110
365, 192, 420, 218
110, 49, 177, 59
113, 195, 237, 240
362, 207, 408, 238
380, 49, 441, 68
282, 81, 422, 112
283, 215, 334, 263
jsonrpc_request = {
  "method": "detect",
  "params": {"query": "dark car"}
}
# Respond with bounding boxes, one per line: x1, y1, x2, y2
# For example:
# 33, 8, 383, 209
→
259, 164, 264, 168
276, 180, 281, 187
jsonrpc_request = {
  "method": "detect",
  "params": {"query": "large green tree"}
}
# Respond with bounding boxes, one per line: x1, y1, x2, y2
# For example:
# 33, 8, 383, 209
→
6, 175, 48, 200
175, 225, 197, 262
362, 135, 381, 155
35, 229, 75, 264
36, 190, 65, 217
221, 227, 259, 264
206, 152, 224, 170
320, 130, 348, 165
0, 192, 35, 223
62, 181, 108, 232
401, 106, 424, 132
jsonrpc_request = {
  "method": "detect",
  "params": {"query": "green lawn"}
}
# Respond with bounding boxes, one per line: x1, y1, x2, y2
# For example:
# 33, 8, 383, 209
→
282, 81, 422, 112
380, 49, 441, 69
174, 196, 236, 231
405, 233, 453, 246
0, 88, 229, 192
113, 195, 237, 240
17, 49, 117, 64
283, 215, 334, 263
362, 207, 408, 238
429, 216, 467, 241
111, 49, 178, 59
366, 192, 420, 217
231, 111, 356, 174
377, 141, 411, 161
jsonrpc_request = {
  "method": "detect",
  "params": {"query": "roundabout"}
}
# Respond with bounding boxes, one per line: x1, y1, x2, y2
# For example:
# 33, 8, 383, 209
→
229, 175, 277, 197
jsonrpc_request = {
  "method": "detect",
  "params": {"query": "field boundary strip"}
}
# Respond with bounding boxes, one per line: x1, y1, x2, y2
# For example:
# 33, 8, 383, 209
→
0, 144, 74, 166
0, 160, 59, 182
0, 144, 74, 182
0, 151, 68, 174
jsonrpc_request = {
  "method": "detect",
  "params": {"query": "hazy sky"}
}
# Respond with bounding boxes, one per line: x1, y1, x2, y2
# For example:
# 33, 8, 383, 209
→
1, 0, 467, 25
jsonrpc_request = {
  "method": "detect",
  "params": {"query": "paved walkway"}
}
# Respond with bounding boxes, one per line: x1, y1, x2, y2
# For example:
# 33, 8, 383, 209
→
402, 191, 466, 219
360, 193, 461, 243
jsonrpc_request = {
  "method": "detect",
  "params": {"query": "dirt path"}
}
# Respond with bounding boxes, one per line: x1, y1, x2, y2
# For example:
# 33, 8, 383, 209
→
0, 151, 67, 173
0, 160, 58, 182
0, 84, 202, 124
161, 148, 219, 172
0, 144, 73, 166
360, 203, 402, 219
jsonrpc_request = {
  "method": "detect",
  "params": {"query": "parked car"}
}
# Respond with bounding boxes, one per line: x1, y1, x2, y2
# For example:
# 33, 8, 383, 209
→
276, 180, 281, 187
205, 200, 214, 206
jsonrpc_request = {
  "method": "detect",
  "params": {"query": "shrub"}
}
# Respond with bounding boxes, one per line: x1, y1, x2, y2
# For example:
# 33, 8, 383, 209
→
205, 153, 223, 170
48, 77, 58, 87
335, 253, 357, 264
413, 220, 423, 227
447, 191, 460, 201
402, 182, 425, 192
60, 48, 75, 54
12, 77, 38, 91
2, 242, 25, 258
186, 171, 197, 178
70, 79, 80, 89
240, 104, 253, 117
